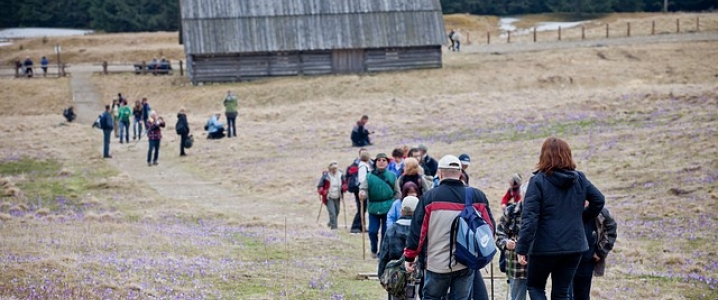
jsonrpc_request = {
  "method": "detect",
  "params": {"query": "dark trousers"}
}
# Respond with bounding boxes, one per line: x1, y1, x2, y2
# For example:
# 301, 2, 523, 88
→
226, 112, 237, 137
208, 129, 225, 139
147, 140, 160, 163
526, 253, 582, 300
571, 260, 595, 300
102, 129, 112, 157
180, 133, 188, 155
471, 269, 489, 300
350, 191, 366, 232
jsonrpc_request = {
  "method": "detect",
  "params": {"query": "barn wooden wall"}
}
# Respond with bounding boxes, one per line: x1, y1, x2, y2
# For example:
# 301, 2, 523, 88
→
190, 47, 441, 83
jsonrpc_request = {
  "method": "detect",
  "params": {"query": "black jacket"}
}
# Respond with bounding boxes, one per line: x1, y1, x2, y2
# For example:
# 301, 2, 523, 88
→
176, 113, 189, 135
516, 170, 605, 256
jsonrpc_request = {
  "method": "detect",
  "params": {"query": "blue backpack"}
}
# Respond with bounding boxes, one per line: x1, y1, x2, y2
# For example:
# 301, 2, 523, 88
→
450, 187, 497, 270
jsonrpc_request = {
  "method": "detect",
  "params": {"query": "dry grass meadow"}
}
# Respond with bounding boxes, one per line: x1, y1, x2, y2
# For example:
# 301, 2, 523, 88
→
0, 13, 717, 299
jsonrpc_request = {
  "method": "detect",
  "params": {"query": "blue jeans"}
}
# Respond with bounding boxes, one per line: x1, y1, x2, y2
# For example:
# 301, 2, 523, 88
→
119, 120, 130, 142
102, 129, 112, 157
133, 118, 143, 139
526, 253, 581, 300
471, 269, 489, 300
509, 278, 528, 300
226, 112, 237, 137
422, 268, 473, 300
147, 140, 160, 163
368, 213, 387, 254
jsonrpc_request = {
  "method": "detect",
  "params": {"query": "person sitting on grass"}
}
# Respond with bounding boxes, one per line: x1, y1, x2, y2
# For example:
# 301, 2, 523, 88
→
206, 112, 225, 139
63, 106, 76, 123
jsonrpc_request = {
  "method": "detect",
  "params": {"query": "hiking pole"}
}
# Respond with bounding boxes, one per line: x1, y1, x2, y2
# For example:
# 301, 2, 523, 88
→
316, 195, 323, 224
341, 193, 348, 229
490, 261, 495, 300
360, 196, 366, 260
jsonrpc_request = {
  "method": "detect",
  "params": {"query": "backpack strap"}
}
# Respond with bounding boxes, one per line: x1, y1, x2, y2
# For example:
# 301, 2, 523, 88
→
449, 187, 474, 270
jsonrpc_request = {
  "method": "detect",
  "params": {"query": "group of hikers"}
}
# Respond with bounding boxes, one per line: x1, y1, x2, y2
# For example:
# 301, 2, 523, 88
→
92, 90, 240, 163
16, 56, 50, 77
318, 134, 617, 300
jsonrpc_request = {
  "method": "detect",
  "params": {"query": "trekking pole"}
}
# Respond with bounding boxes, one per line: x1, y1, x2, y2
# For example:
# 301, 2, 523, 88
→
491, 261, 495, 300
316, 195, 323, 224
341, 193, 348, 229
360, 196, 366, 260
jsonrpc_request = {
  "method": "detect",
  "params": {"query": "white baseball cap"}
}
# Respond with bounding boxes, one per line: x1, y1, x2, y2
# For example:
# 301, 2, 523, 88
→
438, 155, 462, 170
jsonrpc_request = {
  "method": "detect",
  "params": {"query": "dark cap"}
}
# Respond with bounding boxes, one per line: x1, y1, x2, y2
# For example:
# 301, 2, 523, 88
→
375, 153, 389, 161
458, 154, 471, 165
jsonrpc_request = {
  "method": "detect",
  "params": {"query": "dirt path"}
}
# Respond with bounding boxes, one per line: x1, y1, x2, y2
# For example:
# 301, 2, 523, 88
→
69, 68, 259, 222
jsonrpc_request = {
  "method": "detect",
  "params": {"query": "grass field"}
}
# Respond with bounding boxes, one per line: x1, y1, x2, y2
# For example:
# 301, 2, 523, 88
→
0, 13, 717, 299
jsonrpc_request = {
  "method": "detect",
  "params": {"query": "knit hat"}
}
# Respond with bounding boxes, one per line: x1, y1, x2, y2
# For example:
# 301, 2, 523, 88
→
375, 153, 389, 161
401, 196, 420, 215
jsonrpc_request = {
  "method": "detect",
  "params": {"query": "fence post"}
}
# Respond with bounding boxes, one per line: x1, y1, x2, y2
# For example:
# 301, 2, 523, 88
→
142, 61, 147, 75
466, 32, 470, 44
508, 31, 511, 43
14, 63, 19, 78
627, 22, 631, 37
558, 26, 562, 41
581, 26, 585, 40
179, 60, 184, 76
102, 61, 108, 75
61, 63, 67, 77
606, 23, 609, 38
533, 27, 537, 42
652, 21, 656, 35
676, 19, 680, 33
697, 17, 700, 32
487, 31, 491, 45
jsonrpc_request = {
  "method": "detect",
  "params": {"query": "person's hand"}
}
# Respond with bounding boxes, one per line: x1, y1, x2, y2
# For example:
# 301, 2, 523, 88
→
593, 253, 601, 262
404, 261, 415, 273
518, 254, 527, 266
501, 204, 507, 210
359, 191, 366, 200
506, 240, 516, 250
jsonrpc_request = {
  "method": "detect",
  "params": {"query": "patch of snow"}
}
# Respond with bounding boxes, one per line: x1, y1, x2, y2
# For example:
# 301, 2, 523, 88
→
498, 18, 590, 38
499, 18, 520, 32
0, 28, 93, 39
0, 41, 12, 47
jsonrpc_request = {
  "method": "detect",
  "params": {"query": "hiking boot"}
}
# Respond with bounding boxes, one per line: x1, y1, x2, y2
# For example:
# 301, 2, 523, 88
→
370, 252, 378, 259
153, 161, 158, 166
104, 155, 112, 159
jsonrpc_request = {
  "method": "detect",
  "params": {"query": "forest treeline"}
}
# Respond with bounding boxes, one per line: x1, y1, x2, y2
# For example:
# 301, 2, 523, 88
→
0, 0, 715, 32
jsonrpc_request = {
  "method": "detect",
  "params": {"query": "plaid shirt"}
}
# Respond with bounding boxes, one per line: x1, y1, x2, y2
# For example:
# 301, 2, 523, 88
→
496, 202, 527, 279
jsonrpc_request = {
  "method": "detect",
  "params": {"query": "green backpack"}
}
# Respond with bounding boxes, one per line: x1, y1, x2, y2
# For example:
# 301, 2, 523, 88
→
380, 256, 408, 299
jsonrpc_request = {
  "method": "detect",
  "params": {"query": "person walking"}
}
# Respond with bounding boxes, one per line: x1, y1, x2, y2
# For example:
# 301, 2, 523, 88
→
118, 100, 131, 144
501, 174, 524, 210
176, 108, 190, 156
99, 105, 114, 158
223, 90, 238, 138
359, 153, 401, 259
496, 183, 529, 300
141, 97, 151, 135
317, 161, 348, 230
458, 153, 471, 185
146, 111, 165, 166
111, 98, 120, 138
349, 148, 372, 234
571, 203, 617, 300
41, 56, 48, 77
516, 137, 605, 300
132, 100, 143, 140
404, 155, 495, 300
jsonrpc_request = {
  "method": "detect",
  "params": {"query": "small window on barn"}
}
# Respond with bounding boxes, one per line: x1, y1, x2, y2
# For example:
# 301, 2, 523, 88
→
385, 50, 399, 60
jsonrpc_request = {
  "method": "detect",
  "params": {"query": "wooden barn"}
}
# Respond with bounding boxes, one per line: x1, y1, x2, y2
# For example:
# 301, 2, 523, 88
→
179, 0, 446, 83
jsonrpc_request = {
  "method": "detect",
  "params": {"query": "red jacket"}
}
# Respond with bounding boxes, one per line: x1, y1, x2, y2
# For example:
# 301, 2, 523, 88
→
316, 171, 348, 204
501, 187, 522, 207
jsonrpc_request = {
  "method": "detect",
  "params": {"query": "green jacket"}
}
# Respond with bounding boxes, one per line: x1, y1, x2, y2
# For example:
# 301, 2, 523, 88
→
224, 95, 238, 113
118, 106, 132, 122
362, 169, 399, 215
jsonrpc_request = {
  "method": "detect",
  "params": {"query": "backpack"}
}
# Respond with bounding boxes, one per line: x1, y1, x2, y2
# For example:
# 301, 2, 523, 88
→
175, 119, 187, 135
184, 134, 194, 149
92, 115, 102, 129
345, 162, 360, 193
450, 187, 497, 270
379, 256, 409, 299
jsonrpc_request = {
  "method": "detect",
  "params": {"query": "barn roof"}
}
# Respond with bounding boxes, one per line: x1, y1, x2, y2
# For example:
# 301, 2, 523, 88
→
180, 0, 446, 54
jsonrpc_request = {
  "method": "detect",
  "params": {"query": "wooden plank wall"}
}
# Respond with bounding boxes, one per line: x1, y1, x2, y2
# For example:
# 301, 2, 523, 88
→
189, 47, 440, 83
365, 46, 442, 72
